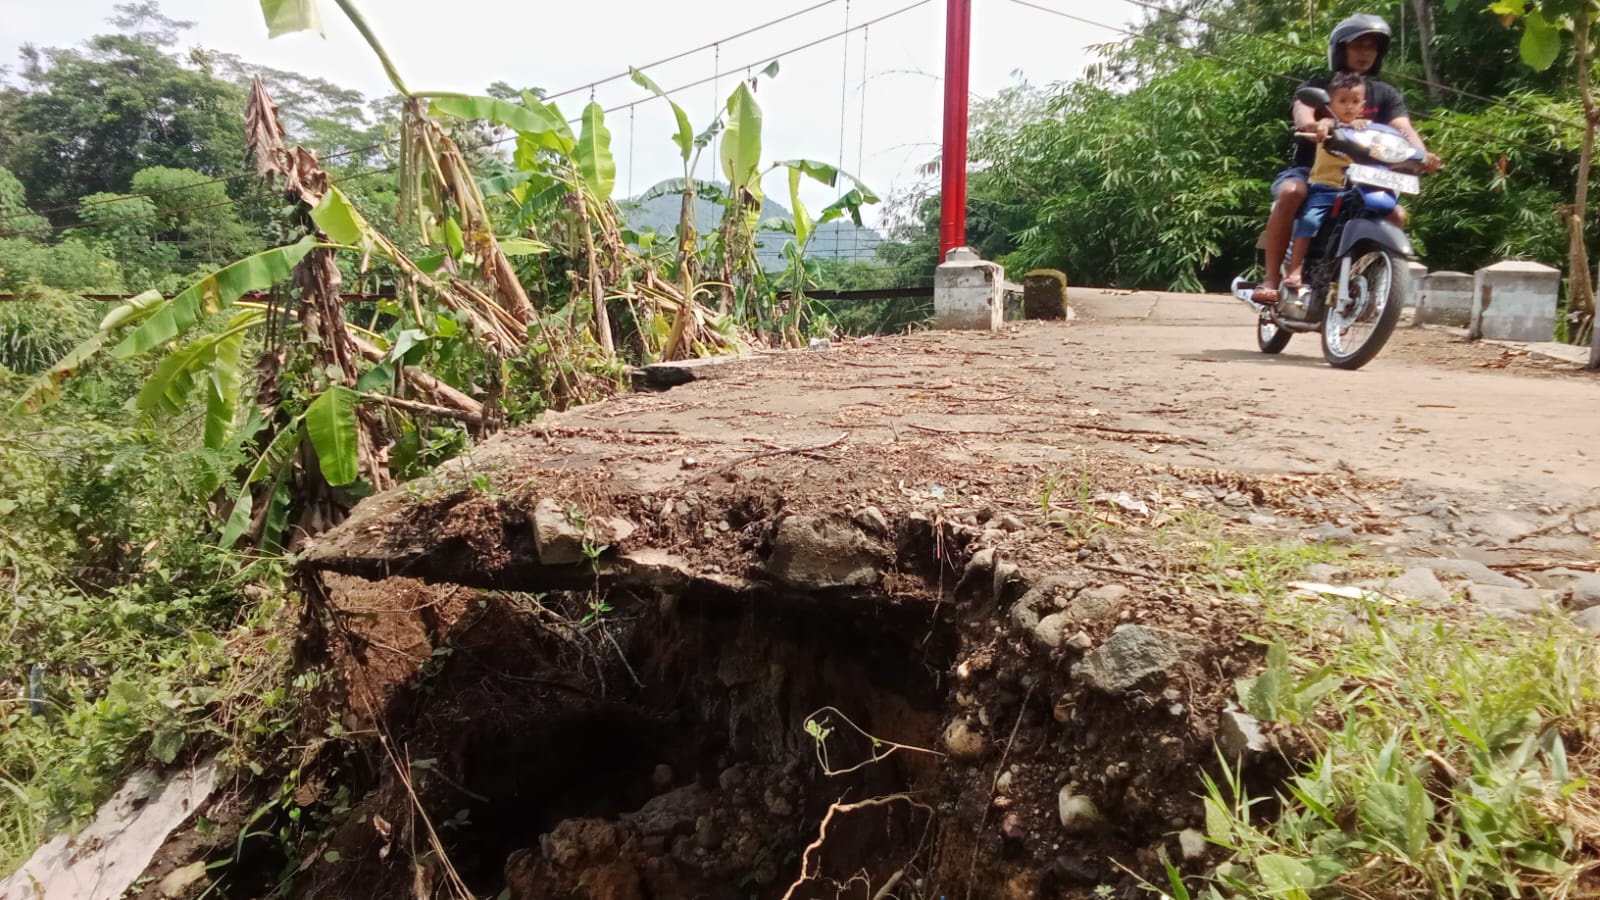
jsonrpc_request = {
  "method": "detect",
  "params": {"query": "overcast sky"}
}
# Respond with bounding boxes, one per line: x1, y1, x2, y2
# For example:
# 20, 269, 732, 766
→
2, 0, 1139, 234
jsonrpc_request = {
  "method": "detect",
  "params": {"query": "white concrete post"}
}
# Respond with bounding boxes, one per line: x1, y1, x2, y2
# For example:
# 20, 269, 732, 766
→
934, 247, 1004, 331
1416, 271, 1473, 328
1403, 262, 1427, 310
1469, 261, 1560, 342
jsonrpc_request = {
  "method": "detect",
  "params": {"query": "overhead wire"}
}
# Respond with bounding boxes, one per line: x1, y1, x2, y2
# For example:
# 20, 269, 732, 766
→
0, 0, 848, 227
10, 0, 936, 241
856, 26, 872, 257
540, 0, 842, 102
836, 0, 853, 198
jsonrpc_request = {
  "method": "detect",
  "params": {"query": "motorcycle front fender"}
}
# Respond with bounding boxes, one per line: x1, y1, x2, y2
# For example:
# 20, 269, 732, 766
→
1336, 217, 1412, 258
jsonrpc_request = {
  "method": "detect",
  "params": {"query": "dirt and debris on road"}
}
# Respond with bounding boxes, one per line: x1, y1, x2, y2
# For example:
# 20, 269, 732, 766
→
159, 291, 1600, 898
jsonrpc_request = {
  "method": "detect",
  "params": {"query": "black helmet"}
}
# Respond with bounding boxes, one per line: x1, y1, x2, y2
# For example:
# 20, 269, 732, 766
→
1329, 14, 1392, 76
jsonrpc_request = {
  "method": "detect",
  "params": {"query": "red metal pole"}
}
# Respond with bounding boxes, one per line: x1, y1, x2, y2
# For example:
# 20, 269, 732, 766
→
938, 0, 972, 263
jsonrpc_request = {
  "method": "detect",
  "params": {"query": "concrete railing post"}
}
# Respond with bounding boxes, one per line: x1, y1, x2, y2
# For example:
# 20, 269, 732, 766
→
934, 247, 1004, 331
1469, 261, 1559, 342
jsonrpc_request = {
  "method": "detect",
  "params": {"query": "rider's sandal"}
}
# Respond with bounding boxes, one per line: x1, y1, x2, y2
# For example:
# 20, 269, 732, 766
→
1250, 286, 1279, 304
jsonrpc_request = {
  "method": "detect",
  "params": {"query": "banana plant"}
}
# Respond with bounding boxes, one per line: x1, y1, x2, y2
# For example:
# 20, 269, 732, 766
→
629, 63, 786, 354
9, 290, 165, 413
7, 236, 356, 547
716, 80, 767, 321
432, 87, 735, 364
630, 67, 713, 360
770, 160, 880, 342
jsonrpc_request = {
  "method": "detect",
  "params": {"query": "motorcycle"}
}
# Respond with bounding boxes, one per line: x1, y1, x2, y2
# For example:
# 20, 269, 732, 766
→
1232, 85, 1427, 370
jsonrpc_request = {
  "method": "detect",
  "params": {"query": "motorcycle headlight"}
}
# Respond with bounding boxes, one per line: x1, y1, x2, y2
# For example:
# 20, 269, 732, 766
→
1364, 133, 1414, 164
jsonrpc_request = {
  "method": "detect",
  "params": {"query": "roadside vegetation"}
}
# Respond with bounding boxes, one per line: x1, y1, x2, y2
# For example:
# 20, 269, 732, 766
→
1151, 511, 1600, 900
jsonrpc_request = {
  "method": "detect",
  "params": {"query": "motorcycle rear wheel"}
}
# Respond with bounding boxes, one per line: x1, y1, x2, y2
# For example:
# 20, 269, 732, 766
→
1257, 316, 1292, 354
1322, 250, 1403, 370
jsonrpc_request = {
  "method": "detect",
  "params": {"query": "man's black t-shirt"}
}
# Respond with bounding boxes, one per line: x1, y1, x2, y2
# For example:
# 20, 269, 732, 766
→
1288, 76, 1408, 169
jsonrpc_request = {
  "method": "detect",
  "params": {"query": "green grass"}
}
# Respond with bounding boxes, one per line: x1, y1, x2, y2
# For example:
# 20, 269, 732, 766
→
1155, 507, 1352, 601
1166, 567, 1600, 900
1035, 456, 1118, 542
0, 566, 303, 875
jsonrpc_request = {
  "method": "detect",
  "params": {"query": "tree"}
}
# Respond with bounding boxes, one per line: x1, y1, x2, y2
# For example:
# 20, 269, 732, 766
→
0, 32, 246, 216
130, 166, 257, 266
1491, 0, 1600, 365
200, 53, 390, 167
0, 237, 124, 293
0, 166, 48, 238
107, 1, 196, 48
74, 192, 181, 290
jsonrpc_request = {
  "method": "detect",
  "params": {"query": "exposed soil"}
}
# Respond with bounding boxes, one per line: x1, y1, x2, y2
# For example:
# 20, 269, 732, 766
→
140, 291, 1599, 899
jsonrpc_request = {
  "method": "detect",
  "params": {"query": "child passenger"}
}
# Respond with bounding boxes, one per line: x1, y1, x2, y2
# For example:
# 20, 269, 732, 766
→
1283, 71, 1368, 292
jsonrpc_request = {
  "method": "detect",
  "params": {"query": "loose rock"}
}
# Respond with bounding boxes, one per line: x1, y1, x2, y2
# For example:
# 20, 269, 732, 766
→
1057, 789, 1102, 833
1571, 607, 1600, 634
996, 770, 1015, 794
1389, 556, 1522, 588
1467, 583, 1558, 619
964, 548, 996, 582
1000, 812, 1026, 841
1011, 577, 1074, 632
1033, 613, 1071, 650
651, 764, 674, 793
1218, 709, 1268, 758
1071, 625, 1208, 694
533, 498, 587, 565
1571, 574, 1600, 612
1303, 563, 1350, 584
852, 505, 890, 535
1068, 584, 1128, 625
693, 815, 722, 850
1303, 523, 1358, 544
942, 718, 988, 761
993, 561, 1022, 606
589, 516, 637, 546
1178, 829, 1208, 862
765, 515, 883, 589
1383, 568, 1451, 603
626, 785, 710, 837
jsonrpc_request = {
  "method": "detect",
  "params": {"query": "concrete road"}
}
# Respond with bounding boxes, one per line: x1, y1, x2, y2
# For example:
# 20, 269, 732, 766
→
1065, 289, 1600, 507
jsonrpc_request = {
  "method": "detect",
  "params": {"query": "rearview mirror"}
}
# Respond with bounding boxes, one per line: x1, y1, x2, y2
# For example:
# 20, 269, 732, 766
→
1296, 86, 1332, 110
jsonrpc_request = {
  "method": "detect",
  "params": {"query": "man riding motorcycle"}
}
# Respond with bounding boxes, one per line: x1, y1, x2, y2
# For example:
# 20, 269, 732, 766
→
1251, 14, 1441, 304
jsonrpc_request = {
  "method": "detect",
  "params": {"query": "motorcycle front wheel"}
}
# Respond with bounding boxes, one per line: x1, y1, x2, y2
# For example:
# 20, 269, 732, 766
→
1322, 250, 1403, 370
1257, 316, 1292, 354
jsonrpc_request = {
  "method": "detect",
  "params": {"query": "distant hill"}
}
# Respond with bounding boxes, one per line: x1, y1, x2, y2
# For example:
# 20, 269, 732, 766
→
619, 181, 882, 270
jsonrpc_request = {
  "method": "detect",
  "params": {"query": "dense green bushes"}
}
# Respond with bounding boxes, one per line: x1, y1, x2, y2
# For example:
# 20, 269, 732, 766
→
964, 0, 1586, 293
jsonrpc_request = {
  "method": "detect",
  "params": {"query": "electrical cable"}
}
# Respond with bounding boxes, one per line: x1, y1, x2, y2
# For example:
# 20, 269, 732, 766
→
855, 25, 871, 256
836, 0, 853, 198
542, 0, 842, 102
0, 0, 846, 226
11, 0, 936, 239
